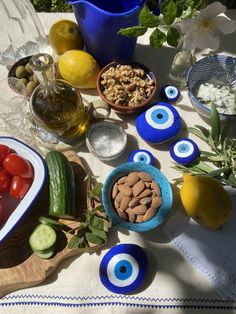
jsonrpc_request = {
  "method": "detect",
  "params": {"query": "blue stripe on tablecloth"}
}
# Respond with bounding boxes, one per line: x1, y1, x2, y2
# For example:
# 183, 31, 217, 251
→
0, 295, 235, 310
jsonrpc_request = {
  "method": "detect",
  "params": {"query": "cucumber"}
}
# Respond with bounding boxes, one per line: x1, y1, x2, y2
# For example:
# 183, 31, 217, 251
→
45, 151, 76, 219
35, 249, 55, 259
39, 216, 63, 230
29, 224, 56, 252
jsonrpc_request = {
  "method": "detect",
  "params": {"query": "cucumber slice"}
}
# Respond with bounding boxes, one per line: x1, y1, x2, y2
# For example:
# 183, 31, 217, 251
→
29, 224, 57, 252
31, 244, 56, 255
39, 216, 63, 230
35, 249, 55, 259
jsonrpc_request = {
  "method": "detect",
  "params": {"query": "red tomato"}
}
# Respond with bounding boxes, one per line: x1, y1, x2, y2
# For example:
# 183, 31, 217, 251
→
0, 202, 4, 226
0, 169, 12, 193
0, 145, 10, 166
3, 153, 34, 179
9, 176, 32, 199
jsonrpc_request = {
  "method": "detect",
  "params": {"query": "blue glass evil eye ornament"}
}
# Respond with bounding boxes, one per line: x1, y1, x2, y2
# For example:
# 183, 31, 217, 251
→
160, 85, 180, 103
99, 243, 148, 294
128, 149, 155, 166
170, 138, 200, 165
135, 102, 181, 144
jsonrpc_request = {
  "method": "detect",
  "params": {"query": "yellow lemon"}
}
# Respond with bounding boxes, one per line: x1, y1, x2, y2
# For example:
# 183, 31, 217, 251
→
180, 173, 232, 229
58, 50, 100, 89
49, 19, 84, 55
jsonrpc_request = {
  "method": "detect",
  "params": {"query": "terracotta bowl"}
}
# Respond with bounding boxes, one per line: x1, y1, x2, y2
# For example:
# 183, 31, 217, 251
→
96, 61, 157, 114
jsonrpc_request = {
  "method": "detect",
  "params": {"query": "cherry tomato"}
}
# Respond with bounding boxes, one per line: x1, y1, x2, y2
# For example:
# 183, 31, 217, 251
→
0, 145, 10, 166
0, 202, 4, 226
0, 169, 12, 193
3, 153, 34, 179
9, 176, 32, 199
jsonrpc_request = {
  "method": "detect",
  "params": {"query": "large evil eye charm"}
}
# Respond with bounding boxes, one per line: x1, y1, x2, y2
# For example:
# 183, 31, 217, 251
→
170, 138, 200, 165
128, 149, 155, 166
99, 243, 148, 294
135, 102, 181, 144
160, 85, 180, 103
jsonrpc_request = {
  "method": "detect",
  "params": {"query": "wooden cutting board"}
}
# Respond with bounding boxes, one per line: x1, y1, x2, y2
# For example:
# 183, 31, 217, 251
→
0, 151, 105, 297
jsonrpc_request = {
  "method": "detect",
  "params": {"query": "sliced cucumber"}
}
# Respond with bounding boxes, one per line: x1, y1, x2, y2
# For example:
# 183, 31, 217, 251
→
39, 216, 63, 230
29, 224, 57, 252
35, 249, 55, 259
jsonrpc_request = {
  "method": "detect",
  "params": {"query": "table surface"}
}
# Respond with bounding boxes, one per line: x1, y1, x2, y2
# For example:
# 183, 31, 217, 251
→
0, 11, 236, 314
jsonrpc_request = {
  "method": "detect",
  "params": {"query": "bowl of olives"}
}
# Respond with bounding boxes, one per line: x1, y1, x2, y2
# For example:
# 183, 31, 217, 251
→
8, 55, 39, 97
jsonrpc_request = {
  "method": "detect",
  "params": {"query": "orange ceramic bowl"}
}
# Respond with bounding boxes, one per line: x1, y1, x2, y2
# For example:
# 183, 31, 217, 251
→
96, 61, 157, 114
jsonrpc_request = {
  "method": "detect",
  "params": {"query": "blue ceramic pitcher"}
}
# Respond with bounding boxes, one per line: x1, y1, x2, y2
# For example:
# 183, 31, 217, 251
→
68, 0, 145, 66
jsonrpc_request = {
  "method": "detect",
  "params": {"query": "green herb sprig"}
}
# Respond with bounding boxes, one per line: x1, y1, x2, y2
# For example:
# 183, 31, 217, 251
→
173, 104, 236, 187
118, 0, 207, 49
67, 180, 112, 249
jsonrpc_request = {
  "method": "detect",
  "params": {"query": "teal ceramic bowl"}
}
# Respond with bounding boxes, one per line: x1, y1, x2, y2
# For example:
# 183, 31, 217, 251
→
102, 162, 173, 232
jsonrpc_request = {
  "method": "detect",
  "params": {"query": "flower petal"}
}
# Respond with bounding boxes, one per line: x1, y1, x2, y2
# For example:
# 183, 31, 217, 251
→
201, 1, 226, 19
176, 17, 198, 34
182, 30, 220, 50
213, 16, 236, 34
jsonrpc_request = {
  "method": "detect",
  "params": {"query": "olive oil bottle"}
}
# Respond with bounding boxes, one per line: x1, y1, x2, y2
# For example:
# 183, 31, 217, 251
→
29, 53, 93, 141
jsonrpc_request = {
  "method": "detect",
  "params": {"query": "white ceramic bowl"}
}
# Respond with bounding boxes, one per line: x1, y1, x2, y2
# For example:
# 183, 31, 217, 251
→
0, 137, 46, 243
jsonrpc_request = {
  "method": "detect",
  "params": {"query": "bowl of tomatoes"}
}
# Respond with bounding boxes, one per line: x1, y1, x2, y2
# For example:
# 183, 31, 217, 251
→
0, 137, 46, 243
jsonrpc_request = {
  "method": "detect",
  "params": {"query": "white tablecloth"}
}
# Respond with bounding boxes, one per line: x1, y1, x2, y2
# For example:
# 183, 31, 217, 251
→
0, 11, 236, 314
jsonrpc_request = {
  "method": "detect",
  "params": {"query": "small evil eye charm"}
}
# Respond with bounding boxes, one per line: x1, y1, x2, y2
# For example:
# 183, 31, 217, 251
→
135, 102, 181, 144
160, 85, 180, 103
128, 149, 155, 166
170, 138, 200, 165
99, 243, 148, 294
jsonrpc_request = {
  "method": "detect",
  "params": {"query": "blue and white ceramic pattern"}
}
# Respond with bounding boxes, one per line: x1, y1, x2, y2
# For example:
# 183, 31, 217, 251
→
187, 54, 236, 120
102, 162, 173, 232
99, 243, 148, 294
135, 102, 181, 144
128, 149, 155, 166
170, 138, 200, 165
160, 85, 180, 103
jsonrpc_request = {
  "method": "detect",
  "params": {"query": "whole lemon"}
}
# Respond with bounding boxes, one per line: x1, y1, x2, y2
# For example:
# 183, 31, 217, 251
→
58, 50, 100, 89
180, 173, 232, 229
49, 19, 84, 55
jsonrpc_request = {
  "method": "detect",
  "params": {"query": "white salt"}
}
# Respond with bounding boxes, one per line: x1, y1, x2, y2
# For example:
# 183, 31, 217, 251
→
89, 126, 125, 157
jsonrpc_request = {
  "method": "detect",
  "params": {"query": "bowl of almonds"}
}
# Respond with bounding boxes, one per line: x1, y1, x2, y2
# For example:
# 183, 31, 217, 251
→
102, 162, 173, 232
96, 61, 157, 114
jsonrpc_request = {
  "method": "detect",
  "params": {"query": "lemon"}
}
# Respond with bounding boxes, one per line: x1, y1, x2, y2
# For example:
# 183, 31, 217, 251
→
180, 173, 232, 229
49, 19, 84, 55
58, 50, 100, 89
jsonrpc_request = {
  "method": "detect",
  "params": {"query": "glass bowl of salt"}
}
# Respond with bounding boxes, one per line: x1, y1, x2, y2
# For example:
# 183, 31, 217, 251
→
86, 121, 127, 161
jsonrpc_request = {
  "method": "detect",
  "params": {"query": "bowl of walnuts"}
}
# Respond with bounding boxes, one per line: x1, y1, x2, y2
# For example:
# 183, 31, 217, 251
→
96, 61, 157, 114
102, 162, 173, 232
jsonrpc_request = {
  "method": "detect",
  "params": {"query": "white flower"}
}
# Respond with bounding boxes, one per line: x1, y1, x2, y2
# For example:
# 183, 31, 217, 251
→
176, 1, 236, 50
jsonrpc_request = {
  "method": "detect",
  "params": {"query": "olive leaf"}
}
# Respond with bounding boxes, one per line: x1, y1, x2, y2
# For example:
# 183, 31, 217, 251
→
211, 103, 221, 147
139, 4, 160, 28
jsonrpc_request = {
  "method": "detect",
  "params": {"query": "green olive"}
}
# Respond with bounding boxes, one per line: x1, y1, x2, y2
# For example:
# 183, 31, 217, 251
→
26, 80, 38, 96
15, 65, 27, 79
25, 62, 33, 74
32, 74, 38, 82
19, 78, 28, 86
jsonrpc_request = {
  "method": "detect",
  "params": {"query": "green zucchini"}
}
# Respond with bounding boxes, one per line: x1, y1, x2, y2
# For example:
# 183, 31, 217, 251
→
45, 151, 76, 219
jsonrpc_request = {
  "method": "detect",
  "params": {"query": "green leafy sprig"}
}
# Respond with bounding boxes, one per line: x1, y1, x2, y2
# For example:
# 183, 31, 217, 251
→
173, 104, 236, 187
67, 181, 112, 249
118, 0, 207, 49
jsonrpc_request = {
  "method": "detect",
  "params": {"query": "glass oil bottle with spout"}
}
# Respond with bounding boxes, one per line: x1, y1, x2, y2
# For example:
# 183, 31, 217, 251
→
29, 53, 93, 142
